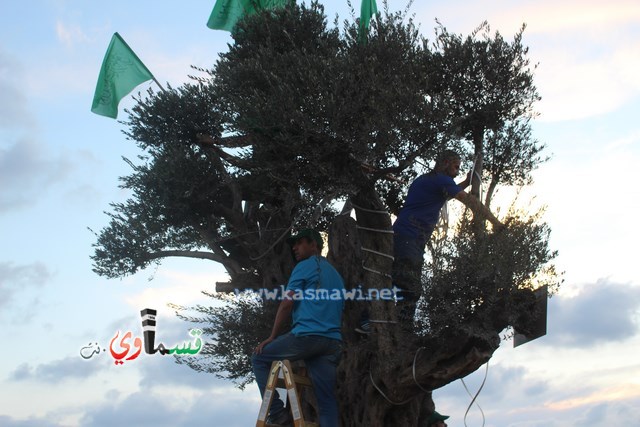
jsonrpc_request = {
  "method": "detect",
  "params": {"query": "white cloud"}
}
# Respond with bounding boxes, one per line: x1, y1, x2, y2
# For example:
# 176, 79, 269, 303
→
55, 21, 90, 48
489, 0, 640, 35
123, 265, 228, 310
529, 135, 640, 284
0, 415, 61, 427
79, 388, 257, 427
62, 183, 103, 207
546, 280, 640, 347
415, 0, 640, 122
8, 357, 106, 384
0, 137, 71, 212
603, 129, 640, 151
529, 19, 640, 121
0, 262, 51, 309
435, 358, 640, 426
535, 39, 640, 122
25, 29, 218, 100
419, 0, 640, 36
547, 384, 640, 412
431, 276, 640, 426
23, 58, 101, 98
0, 48, 35, 129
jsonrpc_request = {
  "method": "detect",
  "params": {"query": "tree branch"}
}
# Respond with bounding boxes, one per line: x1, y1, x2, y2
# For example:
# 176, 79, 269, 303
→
196, 227, 246, 277
194, 135, 245, 227
196, 133, 250, 148
144, 250, 226, 263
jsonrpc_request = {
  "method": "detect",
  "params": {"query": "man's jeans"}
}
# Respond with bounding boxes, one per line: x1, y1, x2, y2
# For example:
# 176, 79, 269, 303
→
392, 234, 425, 321
252, 333, 342, 427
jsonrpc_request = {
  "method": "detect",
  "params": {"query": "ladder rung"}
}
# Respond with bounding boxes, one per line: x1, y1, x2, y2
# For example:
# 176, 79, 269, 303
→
266, 424, 318, 427
305, 423, 319, 427
275, 373, 313, 388
257, 360, 316, 427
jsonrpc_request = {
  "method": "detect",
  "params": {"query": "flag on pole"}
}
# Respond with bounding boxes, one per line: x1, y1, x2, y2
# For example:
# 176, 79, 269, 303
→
91, 32, 155, 119
358, 0, 378, 43
207, 0, 290, 32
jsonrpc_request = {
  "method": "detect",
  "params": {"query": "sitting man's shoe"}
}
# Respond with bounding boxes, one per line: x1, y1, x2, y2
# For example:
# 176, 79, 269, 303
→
266, 408, 293, 426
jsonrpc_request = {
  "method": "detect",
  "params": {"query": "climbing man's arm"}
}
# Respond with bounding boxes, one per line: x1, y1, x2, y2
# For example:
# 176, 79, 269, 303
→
454, 191, 504, 230
457, 171, 472, 190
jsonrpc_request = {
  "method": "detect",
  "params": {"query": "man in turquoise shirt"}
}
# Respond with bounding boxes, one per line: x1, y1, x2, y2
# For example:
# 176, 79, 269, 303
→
253, 228, 344, 427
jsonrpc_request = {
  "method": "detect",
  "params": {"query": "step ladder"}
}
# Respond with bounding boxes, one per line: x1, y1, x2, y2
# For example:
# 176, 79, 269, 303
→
256, 359, 319, 427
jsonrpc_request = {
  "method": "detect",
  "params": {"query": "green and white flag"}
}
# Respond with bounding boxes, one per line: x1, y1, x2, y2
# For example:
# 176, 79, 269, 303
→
90, 32, 155, 119
358, 0, 378, 43
207, 0, 290, 32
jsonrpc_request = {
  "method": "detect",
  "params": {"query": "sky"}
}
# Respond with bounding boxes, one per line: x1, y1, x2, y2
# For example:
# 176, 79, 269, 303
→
0, 0, 639, 426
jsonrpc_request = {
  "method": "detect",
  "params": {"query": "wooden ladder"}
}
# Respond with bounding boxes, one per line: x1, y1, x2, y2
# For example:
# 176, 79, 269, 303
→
256, 359, 319, 427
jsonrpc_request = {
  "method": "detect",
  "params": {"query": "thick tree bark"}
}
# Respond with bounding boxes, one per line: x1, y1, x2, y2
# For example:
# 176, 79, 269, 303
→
327, 187, 439, 427
471, 126, 485, 201
325, 185, 507, 426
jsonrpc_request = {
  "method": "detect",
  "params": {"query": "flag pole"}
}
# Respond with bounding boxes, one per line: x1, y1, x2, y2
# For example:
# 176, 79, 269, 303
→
91, 32, 166, 118
152, 77, 166, 93
114, 32, 166, 94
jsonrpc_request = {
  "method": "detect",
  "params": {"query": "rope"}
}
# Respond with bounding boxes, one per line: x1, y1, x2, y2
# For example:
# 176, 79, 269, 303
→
338, 199, 354, 216
350, 202, 390, 215
362, 266, 392, 278
361, 247, 394, 260
461, 362, 489, 427
412, 347, 431, 393
249, 225, 293, 261
357, 225, 394, 234
469, 154, 484, 202
249, 196, 331, 261
213, 227, 291, 244
469, 154, 478, 187
435, 201, 449, 241
369, 368, 416, 406
414, 158, 429, 170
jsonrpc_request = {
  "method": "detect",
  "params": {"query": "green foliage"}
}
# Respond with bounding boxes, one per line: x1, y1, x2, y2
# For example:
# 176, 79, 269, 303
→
484, 119, 543, 185
91, 2, 449, 279
422, 209, 560, 336
91, 140, 232, 278
428, 21, 540, 143
171, 294, 277, 389
91, 1, 560, 391
126, 82, 225, 150
212, 2, 440, 202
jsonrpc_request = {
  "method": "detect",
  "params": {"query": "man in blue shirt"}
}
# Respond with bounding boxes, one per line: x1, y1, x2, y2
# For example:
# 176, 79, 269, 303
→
252, 228, 344, 427
393, 150, 503, 325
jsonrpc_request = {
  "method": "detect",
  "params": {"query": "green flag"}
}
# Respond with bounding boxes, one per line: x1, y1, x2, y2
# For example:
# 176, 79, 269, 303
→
358, 0, 378, 43
91, 32, 155, 119
207, 0, 290, 32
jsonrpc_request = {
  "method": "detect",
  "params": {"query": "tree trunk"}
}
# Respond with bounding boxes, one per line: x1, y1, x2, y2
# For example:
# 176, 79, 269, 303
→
471, 126, 487, 237
471, 127, 484, 201
325, 185, 505, 426
484, 177, 499, 210
327, 187, 436, 426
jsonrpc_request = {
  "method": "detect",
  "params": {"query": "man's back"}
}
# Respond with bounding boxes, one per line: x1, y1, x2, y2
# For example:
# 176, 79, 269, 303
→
393, 173, 462, 241
286, 256, 344, 341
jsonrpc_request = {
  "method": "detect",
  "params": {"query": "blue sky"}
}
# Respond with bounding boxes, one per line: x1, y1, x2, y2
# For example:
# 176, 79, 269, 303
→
1, 1, 639, 426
